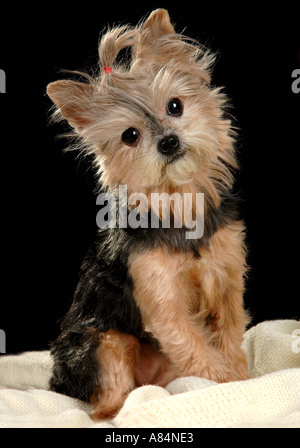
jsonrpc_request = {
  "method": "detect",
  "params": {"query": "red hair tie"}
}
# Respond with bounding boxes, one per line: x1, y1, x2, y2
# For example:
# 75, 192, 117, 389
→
104, 67, 112, 74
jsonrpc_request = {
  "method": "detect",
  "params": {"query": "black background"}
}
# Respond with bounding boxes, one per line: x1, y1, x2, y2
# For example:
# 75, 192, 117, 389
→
0, 1, 299, 354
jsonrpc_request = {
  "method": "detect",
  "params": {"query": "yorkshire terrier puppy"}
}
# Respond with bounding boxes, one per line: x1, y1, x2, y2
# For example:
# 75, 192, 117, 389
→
47, 9, 251, 420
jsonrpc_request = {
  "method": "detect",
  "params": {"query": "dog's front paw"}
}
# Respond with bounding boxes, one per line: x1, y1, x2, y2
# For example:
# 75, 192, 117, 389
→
186, 346, 251, 383
197, 363, 236, 383
200, 361, 252, 383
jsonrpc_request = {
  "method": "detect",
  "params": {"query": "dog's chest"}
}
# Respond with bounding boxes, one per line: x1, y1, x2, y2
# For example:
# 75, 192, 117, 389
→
128, 247, 209, 326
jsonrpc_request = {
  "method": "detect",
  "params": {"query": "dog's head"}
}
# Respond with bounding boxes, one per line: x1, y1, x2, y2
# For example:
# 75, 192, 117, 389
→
47, 9, 237, 209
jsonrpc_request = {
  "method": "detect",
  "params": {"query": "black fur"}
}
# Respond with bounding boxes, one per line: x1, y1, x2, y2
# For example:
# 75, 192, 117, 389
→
50, 192, 239, 401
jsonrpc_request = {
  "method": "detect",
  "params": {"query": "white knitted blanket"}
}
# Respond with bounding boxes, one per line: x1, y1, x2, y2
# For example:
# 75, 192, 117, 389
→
0, 319, 299, 428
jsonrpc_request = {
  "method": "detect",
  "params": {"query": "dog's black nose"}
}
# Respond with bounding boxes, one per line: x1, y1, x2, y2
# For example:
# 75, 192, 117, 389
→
158, 134, 180, 156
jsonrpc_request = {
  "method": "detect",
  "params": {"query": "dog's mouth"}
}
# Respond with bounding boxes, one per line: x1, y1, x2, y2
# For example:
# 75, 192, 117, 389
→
166, 150, 186, 165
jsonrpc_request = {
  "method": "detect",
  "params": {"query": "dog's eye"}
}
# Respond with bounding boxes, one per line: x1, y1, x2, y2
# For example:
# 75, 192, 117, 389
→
121, 127, 140, 146
166, 98, 183, 117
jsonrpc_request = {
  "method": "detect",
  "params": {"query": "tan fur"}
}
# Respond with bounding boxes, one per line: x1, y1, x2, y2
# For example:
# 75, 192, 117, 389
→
128, 221, 250, 382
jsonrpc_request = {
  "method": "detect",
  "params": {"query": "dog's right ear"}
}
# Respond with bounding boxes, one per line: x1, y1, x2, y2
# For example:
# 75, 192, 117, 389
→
133, 9, 175, 60
141, 9, 175, 41
47, 80, 94, 132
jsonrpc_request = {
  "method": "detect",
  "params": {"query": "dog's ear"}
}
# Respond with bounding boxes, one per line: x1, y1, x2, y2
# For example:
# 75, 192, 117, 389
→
133, 9, 176, 63
47, 80, 94, 132
141, 9, 175, 40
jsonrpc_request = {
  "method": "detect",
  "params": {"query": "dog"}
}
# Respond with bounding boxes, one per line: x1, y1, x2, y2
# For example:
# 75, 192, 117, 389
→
47, 9, 251, 420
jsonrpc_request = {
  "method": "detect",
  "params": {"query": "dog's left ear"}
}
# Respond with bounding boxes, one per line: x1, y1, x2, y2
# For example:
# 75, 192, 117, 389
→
47, 80, 94, 132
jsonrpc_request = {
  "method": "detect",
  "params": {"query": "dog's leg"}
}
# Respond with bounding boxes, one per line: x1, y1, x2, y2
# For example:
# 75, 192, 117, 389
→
90, 331, 175, 419
198, 220, 251, 380
128, 248, 237, 383
90, 330, 140, 420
